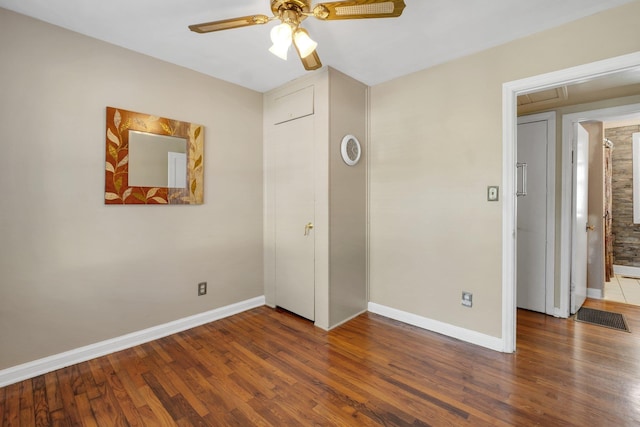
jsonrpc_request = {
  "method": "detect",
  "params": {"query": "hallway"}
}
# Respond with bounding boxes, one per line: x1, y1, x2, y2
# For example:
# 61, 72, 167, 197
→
605, 274, 640, 306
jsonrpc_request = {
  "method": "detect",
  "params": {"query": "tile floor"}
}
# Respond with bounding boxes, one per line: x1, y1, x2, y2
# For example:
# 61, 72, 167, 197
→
604, 275, 640, 305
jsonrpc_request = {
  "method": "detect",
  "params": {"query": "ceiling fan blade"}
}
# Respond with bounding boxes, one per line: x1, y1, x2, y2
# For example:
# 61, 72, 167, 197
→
189, 15, 270, 33
298, 49, 322, 71
312, 0, 405, 20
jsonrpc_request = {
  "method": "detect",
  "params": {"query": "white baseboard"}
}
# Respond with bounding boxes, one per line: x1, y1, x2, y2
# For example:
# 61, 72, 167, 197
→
321, 308, 368, 331
367, 302, 504, 352
613, 265, 640, 278
587, 288, 603, 299
0, 296, 265, 388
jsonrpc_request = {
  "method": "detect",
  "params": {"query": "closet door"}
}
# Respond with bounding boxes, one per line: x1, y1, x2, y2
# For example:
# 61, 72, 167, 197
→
517, 118, 551, 313
274, 115, 315, 320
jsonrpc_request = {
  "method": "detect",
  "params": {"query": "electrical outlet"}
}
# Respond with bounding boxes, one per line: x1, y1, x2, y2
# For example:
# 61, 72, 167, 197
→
487, 186, 499, 201
462, 291, 473, 307
198, 282, 207, 296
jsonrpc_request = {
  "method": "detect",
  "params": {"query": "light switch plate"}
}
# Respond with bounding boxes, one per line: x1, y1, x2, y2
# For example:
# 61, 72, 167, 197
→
487, 186, 499, 201
462, 291, 473, 307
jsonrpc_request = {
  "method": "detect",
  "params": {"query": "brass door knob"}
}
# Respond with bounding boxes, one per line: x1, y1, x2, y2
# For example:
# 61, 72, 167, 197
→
304, 222, 314, 236
586, 224, 595, 231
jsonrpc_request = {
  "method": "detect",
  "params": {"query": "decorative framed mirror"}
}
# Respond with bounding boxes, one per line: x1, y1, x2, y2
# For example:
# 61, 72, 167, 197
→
104, 107, 204, 204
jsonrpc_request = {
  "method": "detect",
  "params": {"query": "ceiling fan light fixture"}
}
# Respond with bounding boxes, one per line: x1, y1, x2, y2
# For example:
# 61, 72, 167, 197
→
269, 42, 290, 60
269, 22, 293, 60
293, 28, 317, 58
189, 0, 408, 72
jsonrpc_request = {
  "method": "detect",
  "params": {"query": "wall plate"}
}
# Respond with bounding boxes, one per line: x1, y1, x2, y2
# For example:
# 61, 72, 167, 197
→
487, 186, 499, 201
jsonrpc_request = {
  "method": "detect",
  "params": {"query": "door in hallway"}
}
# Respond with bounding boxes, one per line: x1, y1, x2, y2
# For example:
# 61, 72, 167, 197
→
517, 114, 554, 314
571, 123, 589, 314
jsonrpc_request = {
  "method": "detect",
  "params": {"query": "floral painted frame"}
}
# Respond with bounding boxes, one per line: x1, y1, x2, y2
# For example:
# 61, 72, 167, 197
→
104, 107, 204, 204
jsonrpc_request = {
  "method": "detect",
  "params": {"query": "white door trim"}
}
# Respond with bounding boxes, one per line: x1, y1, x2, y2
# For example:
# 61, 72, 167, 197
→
560, 103, 640, 317
502, 51, 640, 353
517, 112, 556, 316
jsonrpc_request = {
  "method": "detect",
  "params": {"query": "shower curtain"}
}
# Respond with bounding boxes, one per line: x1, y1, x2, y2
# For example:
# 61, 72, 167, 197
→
604, 142, 614, 281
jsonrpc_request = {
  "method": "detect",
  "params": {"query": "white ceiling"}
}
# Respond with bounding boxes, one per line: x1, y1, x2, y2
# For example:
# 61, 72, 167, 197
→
0, 0, 636, 92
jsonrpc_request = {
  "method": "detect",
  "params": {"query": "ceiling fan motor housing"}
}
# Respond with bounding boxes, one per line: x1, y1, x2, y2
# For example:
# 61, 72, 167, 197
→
271, 0, 311, 15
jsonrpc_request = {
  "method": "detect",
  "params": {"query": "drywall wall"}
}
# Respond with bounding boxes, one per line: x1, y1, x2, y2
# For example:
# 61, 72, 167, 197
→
0, 9, 263, 370
369, 1, 640, 338
328, 68, 368, 327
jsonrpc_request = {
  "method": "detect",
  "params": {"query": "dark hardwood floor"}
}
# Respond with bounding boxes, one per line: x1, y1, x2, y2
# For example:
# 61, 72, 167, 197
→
2, 298, 640, 426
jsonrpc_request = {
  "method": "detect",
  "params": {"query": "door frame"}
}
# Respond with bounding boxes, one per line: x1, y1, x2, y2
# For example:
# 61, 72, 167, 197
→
501, 51, 640, 353
517, 112, 556, 316
561, 103, 640, 316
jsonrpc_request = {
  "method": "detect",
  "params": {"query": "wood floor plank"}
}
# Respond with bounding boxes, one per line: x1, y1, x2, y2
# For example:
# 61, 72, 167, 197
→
134, 404, 162, 426
3, 383, 21, 427
141, 372, 179, 420
18, 376, 35, 426
3, 300, 640, 425
137, 385, 178, 427
52, 368, 84, 427
48, 409, 71, 427
32, 376, 51, 427
183, 367, 245, 419
85, 358, 108, 394
167, 393, 209, 427
71, 393, 97, 427
0, 384, 5, 427
103, 367, 147, 426
86, 389, 125, 427
160, 363, 211, 418
75, 361, 102, 402
105, 354, 147, 410
43, 372, 63, 415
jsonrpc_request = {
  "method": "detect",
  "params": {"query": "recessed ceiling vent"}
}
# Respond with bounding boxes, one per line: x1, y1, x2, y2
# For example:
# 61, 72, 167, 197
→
518, 86, 568, 107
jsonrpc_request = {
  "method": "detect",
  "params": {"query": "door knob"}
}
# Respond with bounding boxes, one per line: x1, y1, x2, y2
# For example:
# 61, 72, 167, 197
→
304, 222, 314, 236
586, 224, 595, 231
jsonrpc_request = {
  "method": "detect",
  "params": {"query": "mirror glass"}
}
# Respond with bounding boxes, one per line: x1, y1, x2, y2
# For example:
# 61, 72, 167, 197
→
128, 131, 187, 189
105, 107, 204, 205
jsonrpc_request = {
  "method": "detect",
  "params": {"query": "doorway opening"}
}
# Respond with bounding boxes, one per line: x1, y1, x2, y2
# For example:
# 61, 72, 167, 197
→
502, 51, 640, 353
561, 105, 640, 311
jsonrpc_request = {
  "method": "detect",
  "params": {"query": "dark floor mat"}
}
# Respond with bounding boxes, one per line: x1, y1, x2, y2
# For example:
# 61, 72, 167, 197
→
575, 307, 630, 332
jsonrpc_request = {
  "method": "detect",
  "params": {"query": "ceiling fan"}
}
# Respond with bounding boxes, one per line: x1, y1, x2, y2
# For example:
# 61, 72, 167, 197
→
189, 0, 406, 71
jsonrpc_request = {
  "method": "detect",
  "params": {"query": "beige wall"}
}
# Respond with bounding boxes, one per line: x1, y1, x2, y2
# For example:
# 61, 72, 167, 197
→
369, 1, 640, 338
0, 9, 264, 369
328, 68, 368, 327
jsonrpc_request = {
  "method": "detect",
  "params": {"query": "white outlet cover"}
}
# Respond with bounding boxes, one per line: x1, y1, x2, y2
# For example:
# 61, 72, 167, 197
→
487, 186, 499, 201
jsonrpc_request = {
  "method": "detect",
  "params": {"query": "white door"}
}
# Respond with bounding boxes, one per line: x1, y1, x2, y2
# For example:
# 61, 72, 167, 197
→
571, 124, 589, 314
274, 115, 315, 321
517, 118, 550, 313
167, 152, 186, 188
